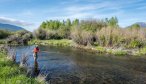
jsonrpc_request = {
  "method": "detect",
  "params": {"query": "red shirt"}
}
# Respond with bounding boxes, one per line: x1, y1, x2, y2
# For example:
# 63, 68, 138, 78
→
34, 47, 39, 53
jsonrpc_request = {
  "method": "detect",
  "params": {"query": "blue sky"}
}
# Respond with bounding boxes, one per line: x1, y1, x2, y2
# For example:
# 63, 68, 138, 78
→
0, 0, 146, 31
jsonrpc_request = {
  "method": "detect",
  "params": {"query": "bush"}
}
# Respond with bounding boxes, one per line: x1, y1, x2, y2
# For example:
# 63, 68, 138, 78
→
96, 27, 146, 48
0, 40, 6, 44
128, 40, 143, 48
136, 47, 146, 55
35, 18, 146, 49
34, 28, 46, 40
7, 30, 32, 44
45, 30, 61, 39
71, 28, 94, 46
0, 30, 11, 39
35, 27, 69, 40
57, 26, 70, 39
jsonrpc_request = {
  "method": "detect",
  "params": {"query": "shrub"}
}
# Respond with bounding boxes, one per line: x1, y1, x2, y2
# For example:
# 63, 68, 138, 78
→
96, 27, 123, 47
136, 47, 146, 55
128, 40, 143, 48
45, 30, 61, 39
0, 30, 11, 39
34, 28, 46, 40
71, 27, 94, 46
96, 27, 146, 48
57, 26, 70, 39
7, 30, 32, 44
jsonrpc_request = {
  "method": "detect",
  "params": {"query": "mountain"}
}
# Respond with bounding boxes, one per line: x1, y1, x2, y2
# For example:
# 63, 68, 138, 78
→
135, 22, 146, 28
128, 22, 146, 28
0, 23, 25, 31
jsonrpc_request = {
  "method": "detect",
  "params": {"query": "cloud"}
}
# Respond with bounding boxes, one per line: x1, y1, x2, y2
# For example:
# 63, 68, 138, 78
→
0, 17, 34, 26
0, 0, 145, 30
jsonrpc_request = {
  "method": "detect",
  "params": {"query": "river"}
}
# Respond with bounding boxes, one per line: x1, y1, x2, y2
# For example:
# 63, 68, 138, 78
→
14, 45, 146, 84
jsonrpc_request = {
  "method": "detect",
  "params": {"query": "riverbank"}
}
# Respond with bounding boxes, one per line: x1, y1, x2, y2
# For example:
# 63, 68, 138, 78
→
0, 39, 6, 44
29, 39, 146, 56
29, 39, 72, 47
0, 52, 44, 84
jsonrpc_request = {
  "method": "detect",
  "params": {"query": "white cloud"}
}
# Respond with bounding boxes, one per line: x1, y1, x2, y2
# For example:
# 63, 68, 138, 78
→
0, 17, 33, 26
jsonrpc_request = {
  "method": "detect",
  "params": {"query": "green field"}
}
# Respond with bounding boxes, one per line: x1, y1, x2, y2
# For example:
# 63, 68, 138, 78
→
0, 52, 42, 84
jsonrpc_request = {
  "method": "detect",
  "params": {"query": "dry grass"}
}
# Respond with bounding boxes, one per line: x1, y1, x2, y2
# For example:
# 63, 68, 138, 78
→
96, 27, 146, 48
20, 53, 29, 67
71, 27, 94, 46
7, 48, 16, 62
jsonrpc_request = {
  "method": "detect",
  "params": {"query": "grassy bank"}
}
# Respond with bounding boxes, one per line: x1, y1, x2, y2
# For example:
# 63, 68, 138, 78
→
28, 39, 146, 56
0, 39, 6, 44
29, 39, 73, 47
0, 52, 42, 84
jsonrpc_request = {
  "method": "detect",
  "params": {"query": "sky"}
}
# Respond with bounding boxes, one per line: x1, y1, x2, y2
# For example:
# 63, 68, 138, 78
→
0, 0, 146, 31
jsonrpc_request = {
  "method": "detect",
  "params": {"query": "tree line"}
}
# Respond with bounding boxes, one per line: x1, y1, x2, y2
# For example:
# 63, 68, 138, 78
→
34, 17, 145, 48
0, 17, 145, 48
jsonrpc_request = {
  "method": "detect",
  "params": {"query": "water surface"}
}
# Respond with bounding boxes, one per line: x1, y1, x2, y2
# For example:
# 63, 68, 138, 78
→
15, 45, 146, 84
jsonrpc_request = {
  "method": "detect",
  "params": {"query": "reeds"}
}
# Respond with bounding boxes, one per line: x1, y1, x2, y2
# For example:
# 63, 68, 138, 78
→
96, 27, 146, 48
71, 27, 94, 46
7, 47, 16, 62
20, 53, 29, 67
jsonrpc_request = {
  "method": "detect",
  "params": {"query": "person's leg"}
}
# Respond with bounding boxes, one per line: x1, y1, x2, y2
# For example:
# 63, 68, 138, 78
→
33, 53, 37, 61
35, 53, 38, 60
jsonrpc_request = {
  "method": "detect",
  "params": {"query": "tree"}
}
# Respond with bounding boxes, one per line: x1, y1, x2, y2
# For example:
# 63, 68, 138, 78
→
40, 22, 46, 28
106, 17, 119, 28
73, 19, 79, 25
130, 24, 140, 30
66, 19, 71, 26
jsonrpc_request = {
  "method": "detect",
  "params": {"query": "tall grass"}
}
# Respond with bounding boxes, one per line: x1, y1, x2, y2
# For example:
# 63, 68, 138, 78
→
96, 27, 146, 48
7, 48, 16, 62
0, 52, 40, 84
71, 27, 94, 46
20, 53, 29, 67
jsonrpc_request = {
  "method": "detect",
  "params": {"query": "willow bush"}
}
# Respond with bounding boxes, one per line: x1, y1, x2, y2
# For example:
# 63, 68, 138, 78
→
70, 27, 94, 46
0, 30, 11, 39
34, 18, 146, 49
96, 27, 146, 48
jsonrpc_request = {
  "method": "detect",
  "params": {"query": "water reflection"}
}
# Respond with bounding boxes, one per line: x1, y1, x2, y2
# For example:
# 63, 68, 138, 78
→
16, 46, 146, 84
33, 60, 39, 76
27, 60, 40, 77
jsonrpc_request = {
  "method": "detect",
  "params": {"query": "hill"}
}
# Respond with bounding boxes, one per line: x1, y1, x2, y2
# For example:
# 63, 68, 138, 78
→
135, 22, 146, 28
0, 23, 25, 31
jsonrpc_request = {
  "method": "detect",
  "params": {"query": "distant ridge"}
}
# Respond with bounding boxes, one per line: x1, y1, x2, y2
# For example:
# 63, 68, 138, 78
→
0, 23, 26, 31
135, 22, 146, 28
127, 22, 146, 28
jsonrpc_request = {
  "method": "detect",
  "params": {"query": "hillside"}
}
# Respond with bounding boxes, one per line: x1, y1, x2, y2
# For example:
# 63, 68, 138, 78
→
0, 23, 25, 31
135, 22, 146, 28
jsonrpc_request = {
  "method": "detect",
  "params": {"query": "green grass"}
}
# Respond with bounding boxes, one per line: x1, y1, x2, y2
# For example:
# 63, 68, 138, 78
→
28, 39, 146, 56
95, 46, 106, 53
0, 52, 43, 84
29, 39, 72, 47
0, 39, 6, 44
112, 50, 128, 56
95, 46, 128, 56
135, 47, 146, 55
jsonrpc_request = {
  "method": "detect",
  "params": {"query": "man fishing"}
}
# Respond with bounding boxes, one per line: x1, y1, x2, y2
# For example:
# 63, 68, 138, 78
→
33, 45, 39, 61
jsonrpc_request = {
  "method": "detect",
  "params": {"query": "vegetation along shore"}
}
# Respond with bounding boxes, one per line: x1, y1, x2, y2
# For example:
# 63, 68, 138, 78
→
0, 45, 45, 84
1, 17, 146, 56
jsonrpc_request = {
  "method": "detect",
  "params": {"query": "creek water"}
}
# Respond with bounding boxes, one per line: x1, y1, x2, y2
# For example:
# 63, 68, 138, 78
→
14, 45, 146, 84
